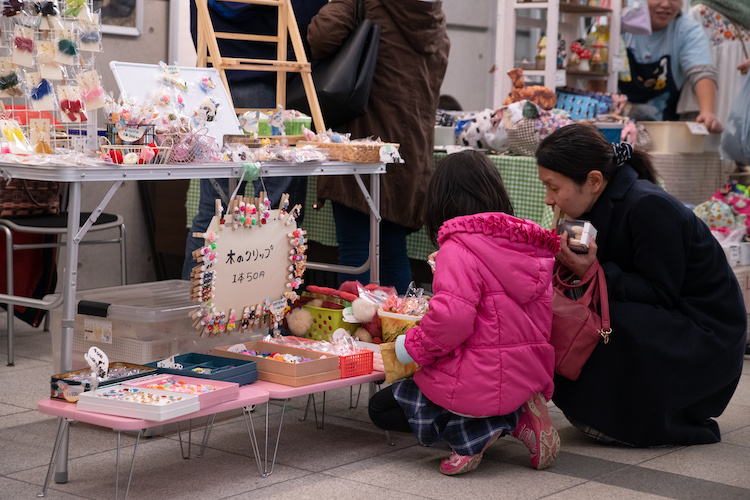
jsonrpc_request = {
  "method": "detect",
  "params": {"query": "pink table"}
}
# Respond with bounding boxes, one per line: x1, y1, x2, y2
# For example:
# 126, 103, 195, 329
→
251, 371, 385, 476
37, 384, 269, 499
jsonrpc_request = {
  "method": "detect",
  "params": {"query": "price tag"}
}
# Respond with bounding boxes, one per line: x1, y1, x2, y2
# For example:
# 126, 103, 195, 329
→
62, 384, 84, 403
84, 317, 112, 343
165, 64, 180, 77
84, 346, 109, 379
554, 69, 566, 87
611, 55, 626, 72
157, 355, 183, 369
118, 127, 145, 143
380, 144, 403, 163
686, 122, 710, 135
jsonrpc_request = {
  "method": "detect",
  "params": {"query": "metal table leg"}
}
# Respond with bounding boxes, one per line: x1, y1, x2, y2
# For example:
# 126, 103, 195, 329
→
38, 417, 70, 497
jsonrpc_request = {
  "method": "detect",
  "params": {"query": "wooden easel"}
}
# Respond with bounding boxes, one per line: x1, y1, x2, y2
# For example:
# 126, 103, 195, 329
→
194, 0, 325, 132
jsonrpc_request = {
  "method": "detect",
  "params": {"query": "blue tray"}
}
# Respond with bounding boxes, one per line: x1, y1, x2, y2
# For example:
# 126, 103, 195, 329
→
147, 353, 258, 386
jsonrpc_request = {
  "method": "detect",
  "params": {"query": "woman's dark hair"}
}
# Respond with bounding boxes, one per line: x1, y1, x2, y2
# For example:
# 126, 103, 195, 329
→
425, 150, 514, 246
536, 123, 658, 185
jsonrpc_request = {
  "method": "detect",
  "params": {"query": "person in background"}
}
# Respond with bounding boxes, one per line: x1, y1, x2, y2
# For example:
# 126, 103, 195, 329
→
306, 0, 450, 294
621, 0, 723, 133
368, 150, 561, 475
537, 123, 746, 446
182, 0, 326, 280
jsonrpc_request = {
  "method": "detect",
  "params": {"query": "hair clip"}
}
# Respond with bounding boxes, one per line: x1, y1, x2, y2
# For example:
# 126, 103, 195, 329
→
81, 85, 104, 104
14, 36, 33, 53
200, 77, 216, 93
58, 38, 78, 57
80, 30, 101, 44
0, 72, 20, 91
60, 98, 87, 122
33, 1, 58, 16
4, 0, 23, 17
612, 142, 633, 167
30, 79, 52, 101
64, 0, 85, 17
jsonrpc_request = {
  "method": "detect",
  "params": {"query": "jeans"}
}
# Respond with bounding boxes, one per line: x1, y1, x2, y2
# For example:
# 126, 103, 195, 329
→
332, 202, 412, 294
181, 176, 307, 280
182, 80, 307, 280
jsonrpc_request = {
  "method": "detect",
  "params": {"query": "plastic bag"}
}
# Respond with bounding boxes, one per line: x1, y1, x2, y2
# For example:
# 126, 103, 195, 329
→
622, 0, 652, 36
380, 342, 419, 384
721, 73, 750, 165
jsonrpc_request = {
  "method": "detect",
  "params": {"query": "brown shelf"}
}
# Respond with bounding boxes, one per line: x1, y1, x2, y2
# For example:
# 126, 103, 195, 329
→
559, 3, 612, 15
565, 70, 609, 77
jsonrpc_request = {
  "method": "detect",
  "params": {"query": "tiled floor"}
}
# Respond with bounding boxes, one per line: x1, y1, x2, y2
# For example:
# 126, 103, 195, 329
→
2, 312, 750, 500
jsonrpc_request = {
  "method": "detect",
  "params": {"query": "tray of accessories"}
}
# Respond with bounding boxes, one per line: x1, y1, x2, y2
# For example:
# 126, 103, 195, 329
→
51, 363, 156, 403
76, 385, 201, 421
121, 374, 239, 408
146, 353, 258, 386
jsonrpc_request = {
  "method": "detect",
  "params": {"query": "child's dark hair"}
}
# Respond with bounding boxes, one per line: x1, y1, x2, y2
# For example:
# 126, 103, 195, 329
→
536, 123, 658, 185
425, 150, 514, 246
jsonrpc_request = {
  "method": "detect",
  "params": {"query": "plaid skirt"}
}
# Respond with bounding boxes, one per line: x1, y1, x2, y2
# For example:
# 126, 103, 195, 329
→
392, 377, 520, 456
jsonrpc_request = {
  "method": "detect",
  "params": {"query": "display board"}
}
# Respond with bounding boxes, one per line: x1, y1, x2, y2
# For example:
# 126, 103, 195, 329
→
109, 61, 242, 144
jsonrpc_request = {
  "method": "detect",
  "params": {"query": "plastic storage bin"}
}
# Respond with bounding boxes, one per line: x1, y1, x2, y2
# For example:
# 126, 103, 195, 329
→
641, 122, 706, 153
49, 280, 264, 372
594, 122, 623, 143
304, 304, 357, 341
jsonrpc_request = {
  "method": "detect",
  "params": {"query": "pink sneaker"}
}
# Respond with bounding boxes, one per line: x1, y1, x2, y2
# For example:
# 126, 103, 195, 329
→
439, 431, 502, 476
511, 392, 560, 470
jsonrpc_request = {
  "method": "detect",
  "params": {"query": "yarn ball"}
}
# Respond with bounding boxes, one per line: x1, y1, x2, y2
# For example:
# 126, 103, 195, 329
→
286, 307, 313, 337
353, 327, 372, 343
351, 298, 377, 323
108, 149, 123, 164
123, 152, 139, 165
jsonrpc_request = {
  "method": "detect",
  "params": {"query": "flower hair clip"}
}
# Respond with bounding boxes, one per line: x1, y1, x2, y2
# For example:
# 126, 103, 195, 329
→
58, 37, 78, 57
33, 1, 58, 16
80, 30, 101, 45
14, 35, 33, 53
200, 77, 216, 93
0, 72, 22, 96
64, 0, 86, 17
4, 0, 23, 17
30, 78, 52, 101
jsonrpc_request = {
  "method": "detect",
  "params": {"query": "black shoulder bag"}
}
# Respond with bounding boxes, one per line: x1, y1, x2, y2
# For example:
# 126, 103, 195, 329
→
287, 0, 381, 129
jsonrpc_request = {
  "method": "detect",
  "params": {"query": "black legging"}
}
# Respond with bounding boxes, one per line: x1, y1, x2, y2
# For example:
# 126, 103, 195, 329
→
368, 384, 412, 433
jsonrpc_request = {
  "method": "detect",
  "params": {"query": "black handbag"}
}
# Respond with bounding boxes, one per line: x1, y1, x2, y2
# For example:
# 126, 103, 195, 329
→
287, 0, 380, 128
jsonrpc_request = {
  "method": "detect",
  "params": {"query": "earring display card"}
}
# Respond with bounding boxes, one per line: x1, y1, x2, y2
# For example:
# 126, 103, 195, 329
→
77, 385, 201, 421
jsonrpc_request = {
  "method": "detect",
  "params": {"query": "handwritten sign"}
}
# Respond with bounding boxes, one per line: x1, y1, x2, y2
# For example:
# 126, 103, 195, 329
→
189, 195, 305, 336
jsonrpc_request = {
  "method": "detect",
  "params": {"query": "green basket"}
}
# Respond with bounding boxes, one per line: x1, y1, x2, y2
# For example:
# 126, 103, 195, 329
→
304, 304, 358, 341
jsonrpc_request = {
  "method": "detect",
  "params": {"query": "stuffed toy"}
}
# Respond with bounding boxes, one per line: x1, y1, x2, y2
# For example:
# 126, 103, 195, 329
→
503, 68, 557, 110
286, 281, 396, 343
456, 108, 508, 151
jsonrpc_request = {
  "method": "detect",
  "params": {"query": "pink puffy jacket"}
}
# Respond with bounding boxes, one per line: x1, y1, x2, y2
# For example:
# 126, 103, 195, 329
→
404, 212, 559, 417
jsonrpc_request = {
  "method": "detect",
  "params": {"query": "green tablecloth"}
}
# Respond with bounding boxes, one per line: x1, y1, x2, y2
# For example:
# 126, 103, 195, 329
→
186, 153, 552, 261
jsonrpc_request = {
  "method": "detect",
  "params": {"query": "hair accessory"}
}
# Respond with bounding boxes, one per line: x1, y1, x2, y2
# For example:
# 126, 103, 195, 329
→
58, 38, 78, 56
14, 36, 33, 52
33, 1, 58, 16
200, 77, 216, 93
80, 30, 101, 44
30, 79, 52, 101
4, 0, 23, 17
612, 142, 633, 167
60, 98, 87, 122
64, 0, 85, 17
0, 72, 19, 90
81, 85, 104, 103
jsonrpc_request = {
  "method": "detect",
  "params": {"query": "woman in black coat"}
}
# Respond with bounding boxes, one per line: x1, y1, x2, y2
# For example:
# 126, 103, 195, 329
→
536, 124, 746, 446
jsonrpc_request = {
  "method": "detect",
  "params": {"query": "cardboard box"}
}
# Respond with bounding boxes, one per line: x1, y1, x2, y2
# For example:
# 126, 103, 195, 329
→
641, 121, 706, 153
212, 341, 341, 387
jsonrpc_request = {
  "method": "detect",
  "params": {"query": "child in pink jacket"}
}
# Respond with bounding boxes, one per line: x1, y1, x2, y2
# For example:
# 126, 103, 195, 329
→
368, 150, 561, 475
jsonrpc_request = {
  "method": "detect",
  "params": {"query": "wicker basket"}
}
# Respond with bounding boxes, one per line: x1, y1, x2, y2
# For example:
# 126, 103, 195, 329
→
297, 141, 399, 163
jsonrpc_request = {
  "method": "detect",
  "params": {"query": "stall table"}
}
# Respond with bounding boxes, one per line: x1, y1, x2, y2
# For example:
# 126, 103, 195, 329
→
37, 384, 270, 499
0, 160, 384, 484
